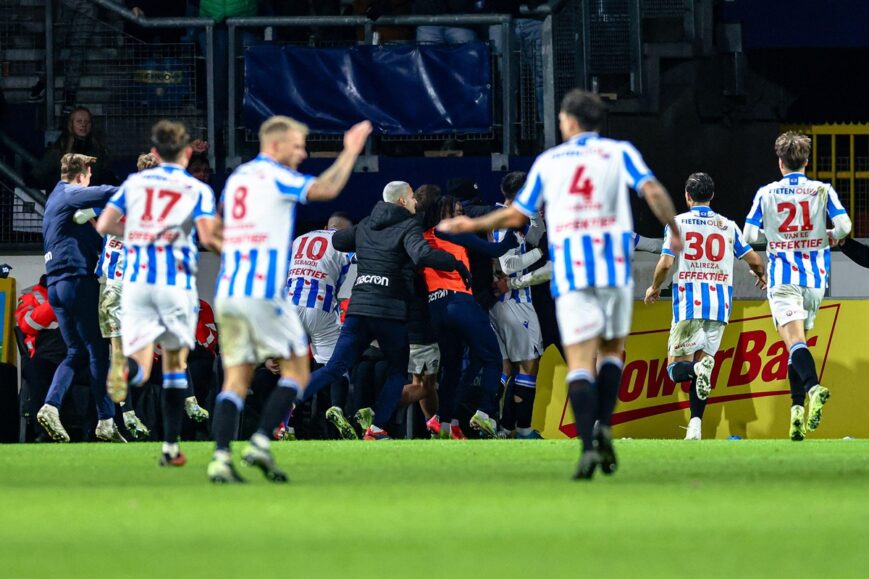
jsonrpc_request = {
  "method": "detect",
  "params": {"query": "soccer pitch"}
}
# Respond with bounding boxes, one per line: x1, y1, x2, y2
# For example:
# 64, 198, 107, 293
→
1, 440, 867, 578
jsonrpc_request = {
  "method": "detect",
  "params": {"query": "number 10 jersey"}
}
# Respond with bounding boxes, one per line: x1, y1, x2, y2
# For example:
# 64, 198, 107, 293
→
663, 207, 751, 324
216, 154, 314, 300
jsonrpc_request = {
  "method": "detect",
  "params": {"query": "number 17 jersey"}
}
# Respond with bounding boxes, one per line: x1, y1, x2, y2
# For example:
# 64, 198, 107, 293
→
664, 207, 751, 324
216, 154, 314, 300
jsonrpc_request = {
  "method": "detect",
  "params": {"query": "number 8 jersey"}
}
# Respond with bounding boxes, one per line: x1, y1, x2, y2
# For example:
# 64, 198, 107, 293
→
663, 207, 751, 324
108, 163, 216, 288
745, 173, 847, 289
216, 154, 314, 300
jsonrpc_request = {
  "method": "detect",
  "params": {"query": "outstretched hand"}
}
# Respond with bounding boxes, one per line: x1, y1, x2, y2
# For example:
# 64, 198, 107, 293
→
437, 216, 475, 234
343, 121, 373, 156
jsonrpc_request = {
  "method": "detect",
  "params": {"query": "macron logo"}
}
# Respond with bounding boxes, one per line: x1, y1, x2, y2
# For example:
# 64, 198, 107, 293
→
355, 275, 390, 287
44, 252, 53, 263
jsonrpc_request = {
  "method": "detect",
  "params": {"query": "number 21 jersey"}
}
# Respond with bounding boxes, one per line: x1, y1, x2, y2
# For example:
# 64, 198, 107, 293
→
746, 173, 847, 289
216, 154, 314, 300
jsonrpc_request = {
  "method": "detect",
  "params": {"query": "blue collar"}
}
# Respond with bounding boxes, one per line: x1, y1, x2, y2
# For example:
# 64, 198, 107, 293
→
690, 206, 713, 215
570, 132, 599, 146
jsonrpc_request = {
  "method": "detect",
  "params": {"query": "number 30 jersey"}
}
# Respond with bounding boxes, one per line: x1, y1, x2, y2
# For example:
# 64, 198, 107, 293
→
287, 229, 352, 313
663, 207, 751, 324
216, 154, 314, 301
746, 173, 847, 289
513, 132, 654, 297
108, 164, 215, 289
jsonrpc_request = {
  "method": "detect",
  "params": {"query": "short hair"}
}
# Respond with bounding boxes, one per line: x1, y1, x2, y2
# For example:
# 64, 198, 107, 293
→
327, 211, 353, 230
414, 184, 441, 212
137, 153, 159, 171
560, 89, 606, 132
775, 131, 811, 171
60, 153, 97, 182
151, 120, 190, 162
500, 171, 527, 201
259, 115, 309, 143
685, 172, 715, 202
383, 181, 411, 203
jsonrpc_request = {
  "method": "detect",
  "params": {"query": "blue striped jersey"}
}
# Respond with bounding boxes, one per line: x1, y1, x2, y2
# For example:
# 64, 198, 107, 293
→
108, 164, 215, 289
96, 234, 125, 284
663, 207, 751, 324
287, 229, 352, 312
493, 223, 533, 304
746, 173, 846, 289
216, 154, 314, 300
513, 132, 654, 296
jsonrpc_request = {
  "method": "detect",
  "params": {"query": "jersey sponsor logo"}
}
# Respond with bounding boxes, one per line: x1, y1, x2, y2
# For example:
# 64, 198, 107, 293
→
44, 252, 52, 263
355, 274, 390, 287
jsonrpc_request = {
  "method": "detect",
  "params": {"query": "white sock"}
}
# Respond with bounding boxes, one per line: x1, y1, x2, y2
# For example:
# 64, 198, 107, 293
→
516, 427, 532, 436
370, 425, 384, 433
97, 418, 113, 429
250, 432, 270, 449
162, 442, 180, 457
213, 449, 231, 463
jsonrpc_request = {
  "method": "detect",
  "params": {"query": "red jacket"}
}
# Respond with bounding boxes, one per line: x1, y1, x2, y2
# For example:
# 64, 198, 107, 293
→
196, 299, 218, 354
15, 283, 58, 358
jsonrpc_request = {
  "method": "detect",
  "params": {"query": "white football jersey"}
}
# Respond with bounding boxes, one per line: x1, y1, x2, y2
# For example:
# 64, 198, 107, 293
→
514, 132, 653, 296
287, 229, 352, 312
96, 234, 125, 284
746, 173, 846, 289
108, 164, 215, 289
216, 154, 313, 300
663, 207, 751, 324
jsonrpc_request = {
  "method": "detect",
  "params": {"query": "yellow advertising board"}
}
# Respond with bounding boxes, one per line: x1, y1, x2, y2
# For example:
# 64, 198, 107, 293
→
533, 300, 866, 439
0, 278, 17, 366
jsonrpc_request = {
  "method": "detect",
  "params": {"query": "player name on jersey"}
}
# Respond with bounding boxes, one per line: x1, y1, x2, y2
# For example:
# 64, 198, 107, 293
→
287, 229, 352, 311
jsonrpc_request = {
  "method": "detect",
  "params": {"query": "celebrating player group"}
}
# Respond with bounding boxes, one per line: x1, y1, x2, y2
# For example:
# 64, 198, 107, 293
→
49, 86, 850, 483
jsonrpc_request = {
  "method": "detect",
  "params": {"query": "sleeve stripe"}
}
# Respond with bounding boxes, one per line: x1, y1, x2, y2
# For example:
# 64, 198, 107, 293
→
107, 199, 125, 215
661, 248, 676, 257
514, 172, 543, 217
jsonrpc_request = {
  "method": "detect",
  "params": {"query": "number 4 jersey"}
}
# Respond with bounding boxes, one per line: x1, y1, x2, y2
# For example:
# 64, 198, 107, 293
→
663, 207, 752, 324
108, 164, 216, 288
216, 154, 314, 300
745, 173, 847, 289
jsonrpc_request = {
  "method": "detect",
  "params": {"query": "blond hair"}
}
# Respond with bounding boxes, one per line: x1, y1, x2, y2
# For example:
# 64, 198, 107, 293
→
775, 131, 811, 171
60, 153, 97, 182
259, 115, 309, 143
137, 153, 159, 171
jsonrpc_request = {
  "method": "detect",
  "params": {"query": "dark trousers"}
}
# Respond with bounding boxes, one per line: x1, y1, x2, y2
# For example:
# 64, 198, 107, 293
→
303, 315, 410, 430
45, 276, 114, 420
429, 292, 501, 421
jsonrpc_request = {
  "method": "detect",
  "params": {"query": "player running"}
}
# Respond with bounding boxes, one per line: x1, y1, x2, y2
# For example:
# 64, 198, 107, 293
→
644, 173, 766, 440
96, 120, 221, 466
208, 116, 371, 483
742, 132, 851, 441
439, 89, 682, 479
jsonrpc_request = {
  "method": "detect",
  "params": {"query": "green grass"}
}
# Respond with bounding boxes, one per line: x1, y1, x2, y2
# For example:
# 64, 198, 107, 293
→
1, 440, 867, 578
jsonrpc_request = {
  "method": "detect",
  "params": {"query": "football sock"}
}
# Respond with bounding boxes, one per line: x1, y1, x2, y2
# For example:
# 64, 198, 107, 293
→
257, 377, 301, 438
788, 363, 806, 407
688, 378, 707, 419
499, 372, 516, 429
667, 361, 696, 383
514, 373, 537, 430
161, 372, 188, 445
567, 369, 597, 452
789, 343, 819, 390
127, 358, 145, 387
596, 357, 623, 426
213, 391, 244, 452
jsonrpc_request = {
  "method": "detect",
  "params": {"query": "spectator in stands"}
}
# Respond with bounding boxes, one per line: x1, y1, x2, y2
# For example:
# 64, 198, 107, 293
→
413, 0, 477, 43
33, 107, 116, 191
188, 151, 212, 186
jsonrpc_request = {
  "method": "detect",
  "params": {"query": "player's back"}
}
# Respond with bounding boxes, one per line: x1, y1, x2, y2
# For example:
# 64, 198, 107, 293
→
515, 134, 654, 294
493, 225, 532, 304
216, 154, 312, 301
288, 229, 351, 312
667, 207, 750, 323
116, 164, 214, 289
747, 173, 845, 288
96, 234, 125, 284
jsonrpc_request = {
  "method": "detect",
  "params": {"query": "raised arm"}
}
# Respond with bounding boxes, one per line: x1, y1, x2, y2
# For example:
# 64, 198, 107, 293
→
434, 230, 517, 258
305, 121, 372, 202
333, 225, 358, 252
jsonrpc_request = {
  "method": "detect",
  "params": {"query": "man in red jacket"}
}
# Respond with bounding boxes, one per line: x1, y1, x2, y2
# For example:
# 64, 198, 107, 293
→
16, 276, 57, 358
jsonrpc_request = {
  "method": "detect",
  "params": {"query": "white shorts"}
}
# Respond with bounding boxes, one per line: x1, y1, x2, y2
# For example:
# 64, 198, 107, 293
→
489, 299, 543, 362
121, 284, 198, 356
668, 319, 725, 358
216, 296, 308, 368
98, 282, 123, 339
767, 284, 825, 330
291, 306, 341, 365
408, 342, 440, 375
556, 286, 633, 346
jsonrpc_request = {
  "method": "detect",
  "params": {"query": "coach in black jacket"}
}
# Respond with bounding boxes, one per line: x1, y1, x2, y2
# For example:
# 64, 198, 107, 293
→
302, 181, 469, 439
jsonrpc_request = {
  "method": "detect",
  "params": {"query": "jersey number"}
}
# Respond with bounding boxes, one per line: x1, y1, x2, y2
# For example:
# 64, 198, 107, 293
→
684, 232, 725, 262
777, 201, 813, 232
232, 187, 248, 220
294, 235, 328, 261
568, 165, 594, 202
142, 188, 181, 222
